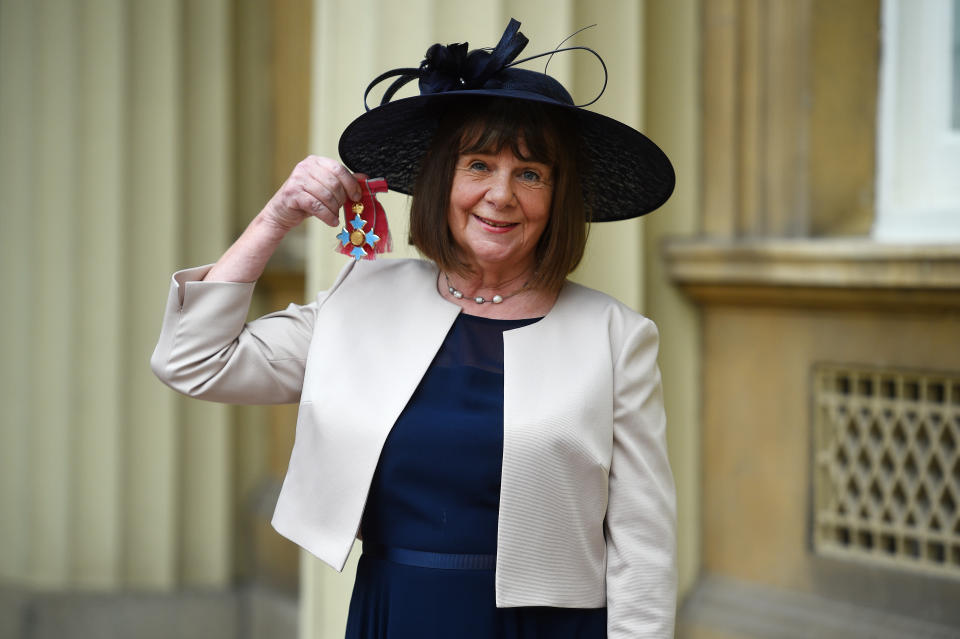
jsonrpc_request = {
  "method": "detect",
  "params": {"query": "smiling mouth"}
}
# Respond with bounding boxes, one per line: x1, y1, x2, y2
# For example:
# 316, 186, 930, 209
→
474, 215, 517, 229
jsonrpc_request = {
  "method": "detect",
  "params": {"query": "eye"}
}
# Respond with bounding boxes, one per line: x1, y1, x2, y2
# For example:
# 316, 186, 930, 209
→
468, 160, 488, 172
519, 168, 542, 183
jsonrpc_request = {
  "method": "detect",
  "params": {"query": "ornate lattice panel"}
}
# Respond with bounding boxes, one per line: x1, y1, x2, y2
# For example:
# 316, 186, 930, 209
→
813, 366, 960, 576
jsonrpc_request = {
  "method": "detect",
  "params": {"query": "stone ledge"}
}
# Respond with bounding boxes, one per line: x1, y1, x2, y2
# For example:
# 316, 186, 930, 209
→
678, 574, 960, 639
0, 584, 297, 639
663, 238, 960, 309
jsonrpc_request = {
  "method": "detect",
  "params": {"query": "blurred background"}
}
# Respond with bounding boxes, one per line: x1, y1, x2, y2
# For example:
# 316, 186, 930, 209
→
1, 0, 958, 638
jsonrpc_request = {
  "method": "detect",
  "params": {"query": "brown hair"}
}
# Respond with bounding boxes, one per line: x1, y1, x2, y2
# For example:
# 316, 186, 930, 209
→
408, 97, 589, 293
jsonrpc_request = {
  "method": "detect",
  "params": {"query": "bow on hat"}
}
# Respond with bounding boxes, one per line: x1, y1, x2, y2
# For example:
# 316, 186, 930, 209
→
420, 19, 528, 93
363, 18, 605, 111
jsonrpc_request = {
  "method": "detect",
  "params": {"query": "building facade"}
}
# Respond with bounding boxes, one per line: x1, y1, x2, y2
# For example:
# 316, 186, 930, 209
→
1, 1, 958, 638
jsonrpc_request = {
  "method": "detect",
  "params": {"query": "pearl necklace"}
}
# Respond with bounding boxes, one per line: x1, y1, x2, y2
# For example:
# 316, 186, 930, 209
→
444, 273, 530, 305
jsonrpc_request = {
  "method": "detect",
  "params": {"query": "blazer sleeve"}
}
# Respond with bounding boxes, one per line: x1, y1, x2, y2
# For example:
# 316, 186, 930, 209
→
605, 316, 677, 638
150, 262, 353, 404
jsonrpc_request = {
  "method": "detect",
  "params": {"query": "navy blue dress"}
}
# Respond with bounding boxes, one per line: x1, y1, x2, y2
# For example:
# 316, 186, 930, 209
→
344, 313, 607, 638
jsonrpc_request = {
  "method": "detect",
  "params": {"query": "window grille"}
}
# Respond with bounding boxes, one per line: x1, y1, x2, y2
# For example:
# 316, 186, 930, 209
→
813, 366, 960, 576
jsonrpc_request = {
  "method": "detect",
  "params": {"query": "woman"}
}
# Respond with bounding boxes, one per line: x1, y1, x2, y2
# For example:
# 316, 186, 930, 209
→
152, 20, 676, 639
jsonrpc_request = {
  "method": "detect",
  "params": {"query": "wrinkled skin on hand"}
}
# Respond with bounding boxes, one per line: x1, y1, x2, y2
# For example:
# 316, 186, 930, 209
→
263, 155, 367, 233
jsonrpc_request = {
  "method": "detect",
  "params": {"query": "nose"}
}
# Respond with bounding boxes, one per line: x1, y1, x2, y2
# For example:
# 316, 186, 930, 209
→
484, 171, 516, 209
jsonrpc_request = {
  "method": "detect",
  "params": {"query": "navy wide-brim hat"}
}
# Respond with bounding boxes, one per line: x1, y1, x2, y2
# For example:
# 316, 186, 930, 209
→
338, 19, 675, 222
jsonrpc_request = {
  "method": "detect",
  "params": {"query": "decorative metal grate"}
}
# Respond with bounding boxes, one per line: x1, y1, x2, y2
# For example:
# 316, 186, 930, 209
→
813, 365, 960, 576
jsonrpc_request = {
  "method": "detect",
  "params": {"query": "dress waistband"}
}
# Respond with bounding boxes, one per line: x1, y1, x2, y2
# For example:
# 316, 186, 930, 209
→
363, 544, 496, 570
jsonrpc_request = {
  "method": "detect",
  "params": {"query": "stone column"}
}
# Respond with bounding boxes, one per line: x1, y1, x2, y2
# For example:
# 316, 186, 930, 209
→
0, 0, 234, 592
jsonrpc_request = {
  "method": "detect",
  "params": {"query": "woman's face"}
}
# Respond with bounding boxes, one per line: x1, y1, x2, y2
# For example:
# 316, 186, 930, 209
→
447, 144, 553, 275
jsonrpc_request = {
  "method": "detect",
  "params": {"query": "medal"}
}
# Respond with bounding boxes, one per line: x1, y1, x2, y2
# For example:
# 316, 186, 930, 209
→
336, 177, 390, 260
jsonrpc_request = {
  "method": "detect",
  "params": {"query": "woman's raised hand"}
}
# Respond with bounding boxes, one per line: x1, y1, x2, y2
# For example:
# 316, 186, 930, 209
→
202, 156, 364, 283
262, 155, 365, 232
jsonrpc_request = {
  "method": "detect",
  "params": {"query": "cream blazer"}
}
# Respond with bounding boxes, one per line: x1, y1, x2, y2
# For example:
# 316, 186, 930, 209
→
151, 257, 676, 638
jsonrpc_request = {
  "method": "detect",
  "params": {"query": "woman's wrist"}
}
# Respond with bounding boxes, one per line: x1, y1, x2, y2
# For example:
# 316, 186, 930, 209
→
203, 212, 290, 283
250, 208, 296, 244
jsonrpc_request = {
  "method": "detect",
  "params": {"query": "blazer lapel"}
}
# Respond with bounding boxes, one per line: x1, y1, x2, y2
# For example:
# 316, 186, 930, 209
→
275, 259, 462, 571
496, 282, 614, 603
337, 259, 463, 432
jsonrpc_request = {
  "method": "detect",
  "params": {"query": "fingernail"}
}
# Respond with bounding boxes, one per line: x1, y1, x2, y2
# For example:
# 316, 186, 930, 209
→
353, 191, 362, 201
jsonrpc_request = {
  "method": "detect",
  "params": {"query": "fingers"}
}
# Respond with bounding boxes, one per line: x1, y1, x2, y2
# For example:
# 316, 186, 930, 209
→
290, 189, 339, 227
278, 156, 364, 228
306, 157, 363, 203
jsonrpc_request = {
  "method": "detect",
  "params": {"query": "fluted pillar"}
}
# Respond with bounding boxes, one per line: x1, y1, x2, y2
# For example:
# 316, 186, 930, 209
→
0, 0, 234, 592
